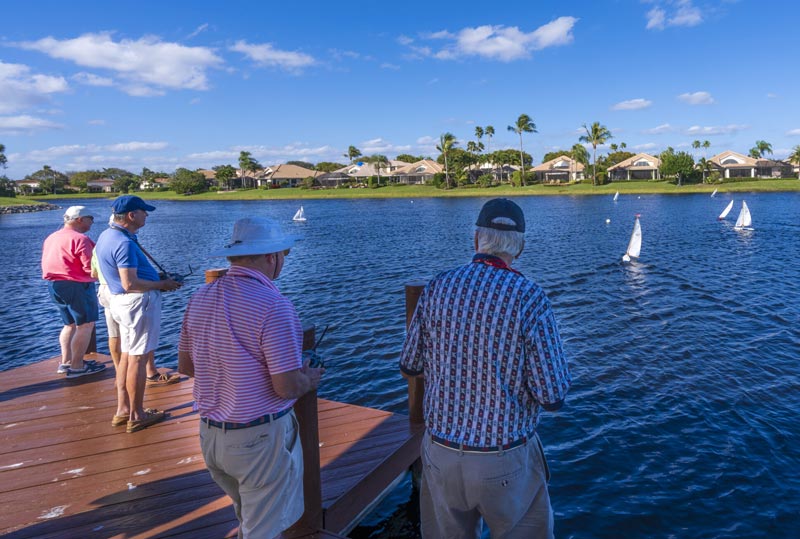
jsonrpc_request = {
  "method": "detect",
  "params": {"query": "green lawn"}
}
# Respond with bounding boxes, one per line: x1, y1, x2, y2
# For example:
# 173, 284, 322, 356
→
10, 178, 800, 205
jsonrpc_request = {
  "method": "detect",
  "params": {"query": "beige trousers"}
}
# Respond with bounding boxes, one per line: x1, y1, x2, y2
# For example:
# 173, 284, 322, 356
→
199, 411, 304, 539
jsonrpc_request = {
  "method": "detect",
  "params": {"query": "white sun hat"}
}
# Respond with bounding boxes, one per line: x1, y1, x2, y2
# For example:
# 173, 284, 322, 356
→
210, 217, 297, 257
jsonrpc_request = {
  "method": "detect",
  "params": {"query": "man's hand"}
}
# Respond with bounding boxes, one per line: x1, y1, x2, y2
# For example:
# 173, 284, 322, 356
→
160, 277, 183, 292
301, 363, 325, 391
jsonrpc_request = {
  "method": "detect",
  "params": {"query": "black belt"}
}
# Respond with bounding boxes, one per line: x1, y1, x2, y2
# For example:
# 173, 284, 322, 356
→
201, 408, 291, 430
430, 433, 529, 453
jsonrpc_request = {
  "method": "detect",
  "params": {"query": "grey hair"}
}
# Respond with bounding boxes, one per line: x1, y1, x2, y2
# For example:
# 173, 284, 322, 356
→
475, 225, 524, 259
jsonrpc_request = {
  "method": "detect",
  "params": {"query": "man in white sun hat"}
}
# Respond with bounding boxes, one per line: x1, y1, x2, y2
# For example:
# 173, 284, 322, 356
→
179, 217, 324, 539
41, 205, 106, 378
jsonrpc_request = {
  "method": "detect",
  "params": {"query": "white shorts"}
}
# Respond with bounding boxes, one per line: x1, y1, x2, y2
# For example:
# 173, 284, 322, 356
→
97, 284, 120, 338
110, 290, 162, 355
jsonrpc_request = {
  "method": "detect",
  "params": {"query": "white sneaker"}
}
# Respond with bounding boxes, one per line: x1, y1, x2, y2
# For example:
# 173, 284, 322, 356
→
65, 362, 106, 378
57, 359, 98, 374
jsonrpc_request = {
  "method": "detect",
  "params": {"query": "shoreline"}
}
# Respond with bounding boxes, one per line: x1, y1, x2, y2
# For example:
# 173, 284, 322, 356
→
2, 179, 799, 211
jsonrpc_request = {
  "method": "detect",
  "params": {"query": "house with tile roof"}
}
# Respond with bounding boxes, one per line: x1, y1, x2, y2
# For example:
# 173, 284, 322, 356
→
86, 178, 115, 193
532, 155, 584, 183
262, 164, 323, 188
390, 159, 443, 184
607, 153, 661, 181
708, 151, 758, 178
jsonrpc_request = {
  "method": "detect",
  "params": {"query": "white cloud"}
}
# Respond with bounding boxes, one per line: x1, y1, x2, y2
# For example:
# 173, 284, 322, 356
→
105, 142, 168, 152
685, 124, 748, 135
380, 63, 400, 70
72, 72, 114, 87
416, 136, 437, 145
17, 32, 223, 96
766, 93, 778, 99
633, 142, 658, 150
230, 40, 315, 72
677, 91, 715, 105
612, 98, 652, 111
360, 138, 412, 154
0, 114, 63, 134
88, 119, 106, 125
670, 0, 703, 26
646, 1, 703, 30
646, 8, 667, 30
785, 128, 800, 136
396, 35, 414, 46
0, 61, 69, 114
643, 123, 674, 134
188, 143, 334, 164
406, 17, 578, 62
187, 23, 209, 39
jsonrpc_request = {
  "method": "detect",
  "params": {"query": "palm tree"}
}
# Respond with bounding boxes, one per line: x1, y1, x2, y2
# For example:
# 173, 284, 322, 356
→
485, 126, 495, 179
507, 114, 537, 186
579, 122, 613, 186
436, 132, 457, 188
571, 143, 590, 182
0, 143, 7, 169
788, 145, 800, 179
238, 151, 262, 189
344, 145, 362, 164
609, 143, 619, 152
367, 154, 389, 185
755, 140, 773, 158
474, 126, 484, 172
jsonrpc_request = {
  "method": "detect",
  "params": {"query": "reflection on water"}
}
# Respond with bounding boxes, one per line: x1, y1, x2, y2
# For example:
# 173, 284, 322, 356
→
2, 193, 799, 538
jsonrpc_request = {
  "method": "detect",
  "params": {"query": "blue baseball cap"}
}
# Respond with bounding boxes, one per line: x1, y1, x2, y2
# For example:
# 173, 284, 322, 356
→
476, 198, 525, 232
111, 195, 156, 214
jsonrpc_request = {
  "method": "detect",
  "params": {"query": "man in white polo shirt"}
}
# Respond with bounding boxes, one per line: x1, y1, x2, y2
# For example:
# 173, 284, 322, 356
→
178, 217, 324, 539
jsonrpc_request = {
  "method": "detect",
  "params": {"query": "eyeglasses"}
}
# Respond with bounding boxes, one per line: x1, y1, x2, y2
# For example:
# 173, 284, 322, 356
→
82, 216, 95, 221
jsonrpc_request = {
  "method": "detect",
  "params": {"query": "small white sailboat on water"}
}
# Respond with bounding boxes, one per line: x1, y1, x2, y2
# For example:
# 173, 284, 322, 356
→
733, 201, 753, 231
711, 188, 718, 197
718, 200, 734, 220
622, 214, 642, 263
292, 206, 307, 222
613, 191, 619, 202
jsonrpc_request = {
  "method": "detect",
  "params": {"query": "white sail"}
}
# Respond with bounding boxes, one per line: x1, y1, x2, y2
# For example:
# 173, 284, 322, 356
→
734, 201, 752, 230
613, 191, 619, 201
292, 206, 306, 221
622, 215, 642, 262
718, 200, 734, 220
711, 188, 718, 197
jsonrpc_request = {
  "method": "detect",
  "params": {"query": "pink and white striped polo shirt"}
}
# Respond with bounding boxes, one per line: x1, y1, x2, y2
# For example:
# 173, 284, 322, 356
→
178, 265, 303, 423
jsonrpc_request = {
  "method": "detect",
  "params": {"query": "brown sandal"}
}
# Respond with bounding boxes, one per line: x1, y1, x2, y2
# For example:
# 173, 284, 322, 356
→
126, 409, 167, 433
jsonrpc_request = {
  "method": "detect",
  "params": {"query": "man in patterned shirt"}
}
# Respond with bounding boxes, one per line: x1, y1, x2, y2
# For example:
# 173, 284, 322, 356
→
400, 198, 571, 539
178, 217, 324, 539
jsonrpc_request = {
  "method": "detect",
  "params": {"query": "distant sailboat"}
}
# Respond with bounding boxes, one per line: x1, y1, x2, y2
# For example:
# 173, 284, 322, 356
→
711, 188, 718, 197
622, 215, 642, 263
718, 200, 734, 220
292, 206, 307, 222
733, 201, 753, 230
613, 191, 619, 202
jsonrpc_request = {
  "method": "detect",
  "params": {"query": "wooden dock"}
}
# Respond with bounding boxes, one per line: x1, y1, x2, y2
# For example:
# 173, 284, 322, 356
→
0, 353, 424, 538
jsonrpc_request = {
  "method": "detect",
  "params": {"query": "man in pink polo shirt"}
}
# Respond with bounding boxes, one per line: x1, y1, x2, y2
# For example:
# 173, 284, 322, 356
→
41, 206, 106, 378
178, 217, 324, 539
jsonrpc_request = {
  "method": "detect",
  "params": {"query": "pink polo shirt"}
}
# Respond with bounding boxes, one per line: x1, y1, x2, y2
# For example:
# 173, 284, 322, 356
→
178, 265, 303, 423
41, 227, 96, 282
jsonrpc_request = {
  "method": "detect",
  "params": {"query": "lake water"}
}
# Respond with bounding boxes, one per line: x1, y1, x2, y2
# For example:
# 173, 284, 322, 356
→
1, 194, 799, 538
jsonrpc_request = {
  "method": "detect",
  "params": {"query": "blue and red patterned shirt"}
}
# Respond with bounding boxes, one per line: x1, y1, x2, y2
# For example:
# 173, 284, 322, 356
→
400, 254, 571, 448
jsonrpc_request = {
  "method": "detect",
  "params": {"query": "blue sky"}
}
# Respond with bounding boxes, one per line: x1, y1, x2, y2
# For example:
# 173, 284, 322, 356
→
2, 0, 799, 179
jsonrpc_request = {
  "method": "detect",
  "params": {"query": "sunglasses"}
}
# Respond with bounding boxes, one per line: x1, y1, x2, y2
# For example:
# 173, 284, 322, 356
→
282, 248, 291, 256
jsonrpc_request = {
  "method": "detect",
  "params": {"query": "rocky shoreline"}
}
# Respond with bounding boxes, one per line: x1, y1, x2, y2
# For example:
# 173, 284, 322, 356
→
0, 203, 60, 215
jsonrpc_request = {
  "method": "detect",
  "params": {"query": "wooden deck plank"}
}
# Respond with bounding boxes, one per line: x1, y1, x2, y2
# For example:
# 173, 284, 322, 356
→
0, 356, 422, 537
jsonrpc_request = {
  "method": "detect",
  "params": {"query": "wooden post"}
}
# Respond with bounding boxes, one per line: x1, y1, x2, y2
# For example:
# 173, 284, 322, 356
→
204, 268, 323, 528
294, 324, 323, 529
404, 282, 426, 425
205, 267, 228, 283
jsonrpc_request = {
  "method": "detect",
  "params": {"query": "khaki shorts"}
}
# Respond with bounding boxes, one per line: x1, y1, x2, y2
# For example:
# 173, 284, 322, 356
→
97, 284, 119, 338
109, 290, 162, 355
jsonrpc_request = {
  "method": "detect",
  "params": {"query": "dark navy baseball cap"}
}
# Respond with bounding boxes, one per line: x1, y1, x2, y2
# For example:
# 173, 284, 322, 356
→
476, 198, 525, 232
111, 195, 156, 214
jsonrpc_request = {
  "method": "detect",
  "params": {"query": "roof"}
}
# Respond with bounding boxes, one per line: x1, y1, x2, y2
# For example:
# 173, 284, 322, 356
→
607, 153, 661, 171
266, 164, 322, 180
391, 159, 443, 176
532, 155, 585, 172
197, 169, 216, 180
709, 151, 757, 167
